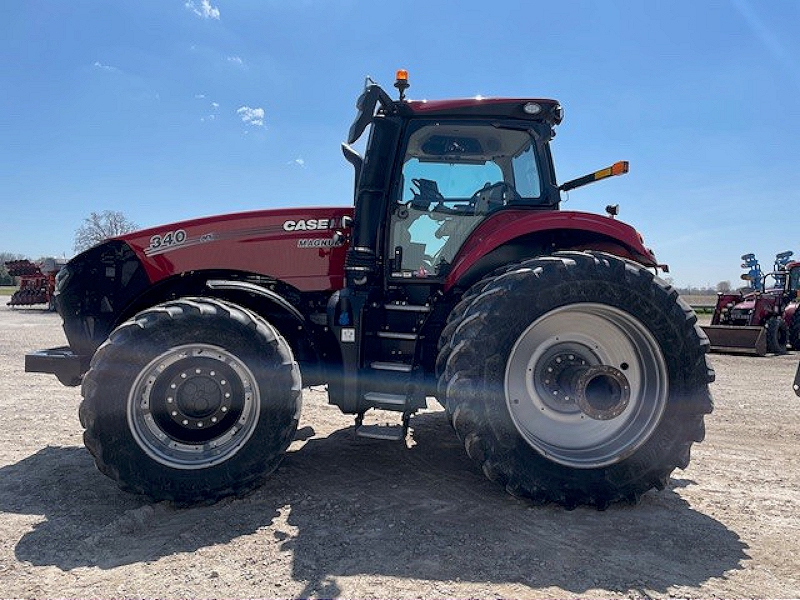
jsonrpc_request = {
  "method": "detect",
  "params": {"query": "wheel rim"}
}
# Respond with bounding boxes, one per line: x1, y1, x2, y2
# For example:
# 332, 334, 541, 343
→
504, 303, 668, 468
127, 344, 260, 470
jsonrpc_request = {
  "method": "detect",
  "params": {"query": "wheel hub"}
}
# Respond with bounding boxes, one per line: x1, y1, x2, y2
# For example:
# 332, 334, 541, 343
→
505, 303, 668, 468
167, 368, 232, 428
538, 350, 591, 413
128, 344, 259, 470
536, 350, 630, 420
157, 358, 234, 432
574, 365, 631, 420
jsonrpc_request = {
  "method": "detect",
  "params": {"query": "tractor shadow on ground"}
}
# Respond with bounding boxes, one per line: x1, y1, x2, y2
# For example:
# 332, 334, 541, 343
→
1, 411, 747, 596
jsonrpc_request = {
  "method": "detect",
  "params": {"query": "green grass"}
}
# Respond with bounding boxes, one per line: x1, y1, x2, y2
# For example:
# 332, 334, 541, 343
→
0, 286, 18, 296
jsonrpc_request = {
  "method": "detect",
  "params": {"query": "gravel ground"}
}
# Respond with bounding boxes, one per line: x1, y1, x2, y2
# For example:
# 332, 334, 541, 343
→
0, 304, 798, 599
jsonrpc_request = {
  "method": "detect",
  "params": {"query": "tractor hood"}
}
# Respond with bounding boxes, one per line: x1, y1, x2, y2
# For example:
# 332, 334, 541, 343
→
113, 206, 354, 292
732, 297, 757, 312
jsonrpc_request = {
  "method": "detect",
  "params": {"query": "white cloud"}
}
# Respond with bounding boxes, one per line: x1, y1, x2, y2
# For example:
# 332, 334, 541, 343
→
211, 102, 219, 109
185, 0, 220, 20
195, 93, 206, 99
227, 56, 243, 65
288, 158, 305, 167
237, 106, 265, 128
93, 61, 120, 73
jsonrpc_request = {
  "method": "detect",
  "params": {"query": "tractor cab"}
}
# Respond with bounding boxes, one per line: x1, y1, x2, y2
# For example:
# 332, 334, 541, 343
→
789, 263, 800, 293
343, 71, 630, 288
331, 71, 645, 437
343, 71, 564, 288
387, 119, 550, 279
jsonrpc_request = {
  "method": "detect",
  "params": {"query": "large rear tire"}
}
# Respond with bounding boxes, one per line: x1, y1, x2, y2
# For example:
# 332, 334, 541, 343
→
438, 252, 714, 508
79, 297, 301, 504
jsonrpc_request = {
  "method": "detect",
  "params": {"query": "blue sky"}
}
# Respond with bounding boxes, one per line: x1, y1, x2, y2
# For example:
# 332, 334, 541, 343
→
2, 0, 799, 288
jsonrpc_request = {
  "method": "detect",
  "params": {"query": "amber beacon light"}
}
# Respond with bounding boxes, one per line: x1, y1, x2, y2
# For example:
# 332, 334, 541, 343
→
394, 69, 409, 100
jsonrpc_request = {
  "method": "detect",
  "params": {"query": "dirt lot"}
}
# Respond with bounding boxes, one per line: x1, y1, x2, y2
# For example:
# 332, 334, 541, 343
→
1, 304, 798, 599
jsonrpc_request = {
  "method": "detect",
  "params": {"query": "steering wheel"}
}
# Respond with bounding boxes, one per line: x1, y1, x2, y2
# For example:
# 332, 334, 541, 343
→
470, 182, 521, 214
409, 178, 445, 210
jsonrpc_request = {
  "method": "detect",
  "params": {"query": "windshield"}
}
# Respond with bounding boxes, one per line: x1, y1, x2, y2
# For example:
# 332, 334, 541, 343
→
401, 160, 503, 201
389, 122, 544, 278
399, 122, 543, 209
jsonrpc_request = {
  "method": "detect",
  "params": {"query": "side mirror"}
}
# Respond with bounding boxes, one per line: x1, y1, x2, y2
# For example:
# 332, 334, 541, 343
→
347, 84, 394, 145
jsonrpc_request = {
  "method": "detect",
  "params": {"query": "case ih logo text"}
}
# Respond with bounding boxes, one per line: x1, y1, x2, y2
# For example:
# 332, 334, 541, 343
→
283, 219, 332, 231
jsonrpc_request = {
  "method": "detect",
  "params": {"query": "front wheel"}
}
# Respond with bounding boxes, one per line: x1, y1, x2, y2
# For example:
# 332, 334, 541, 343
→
438, 252, 714, 508
765, 316, 788, 354
79, 297, 301, 503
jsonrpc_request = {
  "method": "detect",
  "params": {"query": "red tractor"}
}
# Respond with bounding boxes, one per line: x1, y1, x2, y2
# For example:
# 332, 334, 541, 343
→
702, 252, 800, 355
26, 72, 713, 509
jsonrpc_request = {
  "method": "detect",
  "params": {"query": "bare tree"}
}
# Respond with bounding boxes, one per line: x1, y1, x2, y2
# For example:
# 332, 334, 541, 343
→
0, 252, 26, 286
74, 211, 139, 253
716, 280, 732, 293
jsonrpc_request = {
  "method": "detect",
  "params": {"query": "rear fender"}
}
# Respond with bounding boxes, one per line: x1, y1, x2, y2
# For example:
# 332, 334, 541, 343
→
444, 210, 657, 291
443, 212, 658, 291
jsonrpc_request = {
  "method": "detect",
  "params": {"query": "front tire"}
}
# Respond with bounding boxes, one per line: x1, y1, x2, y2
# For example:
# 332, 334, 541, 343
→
79, 297, 301, 503
765, 316, 788, 354
438, 252, 714, 508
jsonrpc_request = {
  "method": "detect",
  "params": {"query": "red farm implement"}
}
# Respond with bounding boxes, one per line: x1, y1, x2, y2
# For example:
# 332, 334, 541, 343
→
6, 258, 66, 310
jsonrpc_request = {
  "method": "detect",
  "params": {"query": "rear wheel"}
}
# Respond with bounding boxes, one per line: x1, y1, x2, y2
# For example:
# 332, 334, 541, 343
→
436, 267, 514, 414
79, 297, 301, 503
438, 252, 714, 508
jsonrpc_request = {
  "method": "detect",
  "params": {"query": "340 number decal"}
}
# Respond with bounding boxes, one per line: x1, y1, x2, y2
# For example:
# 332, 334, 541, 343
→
148, 229, 187, 252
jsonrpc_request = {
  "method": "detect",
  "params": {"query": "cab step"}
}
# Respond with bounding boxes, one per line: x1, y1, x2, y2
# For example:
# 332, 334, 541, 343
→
363, 391, 408, 409
384, 302, 431, 313
355, 423, 406, 441
376, 331, 418, 340
354, 412, 410, 441
370, 361, 413, 372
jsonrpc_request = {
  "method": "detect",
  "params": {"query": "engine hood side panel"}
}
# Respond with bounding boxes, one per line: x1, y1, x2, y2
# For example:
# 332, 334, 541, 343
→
116, 207, 353, 292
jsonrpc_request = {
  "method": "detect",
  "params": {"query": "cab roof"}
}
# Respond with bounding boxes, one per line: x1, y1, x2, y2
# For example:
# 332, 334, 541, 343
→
402, 97, 563, 125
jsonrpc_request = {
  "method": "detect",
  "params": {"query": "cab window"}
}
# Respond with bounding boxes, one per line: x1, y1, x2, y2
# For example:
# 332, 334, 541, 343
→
389, 122, 542, 278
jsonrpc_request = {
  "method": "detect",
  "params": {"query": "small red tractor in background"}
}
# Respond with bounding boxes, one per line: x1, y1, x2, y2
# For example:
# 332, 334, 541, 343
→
5, 258, 66, 311
702, 251, 800, 355
25, 72, 714, 509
